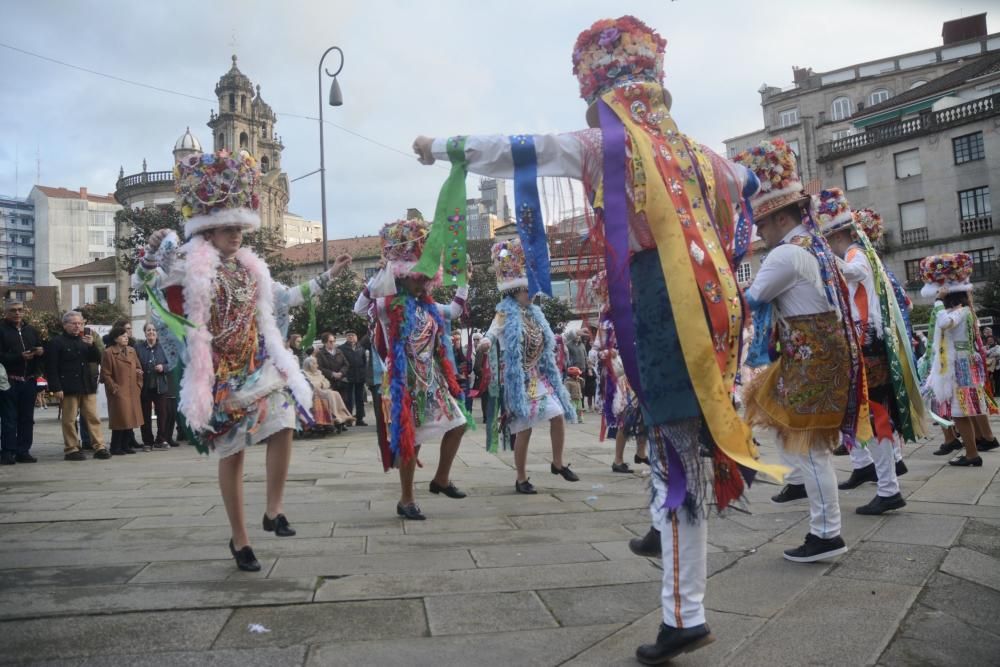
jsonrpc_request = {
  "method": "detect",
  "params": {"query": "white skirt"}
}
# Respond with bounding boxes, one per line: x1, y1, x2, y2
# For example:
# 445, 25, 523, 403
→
509, 380, 566, 434
415, 394, 468, 445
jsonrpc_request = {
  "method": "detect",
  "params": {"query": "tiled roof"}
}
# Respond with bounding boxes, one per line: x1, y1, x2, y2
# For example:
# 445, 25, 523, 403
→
2, 285, 59, 314
280, 236, 382, 264
855, 50, 1000, 118
52, 256, 117, 277
34, 185, 118, 205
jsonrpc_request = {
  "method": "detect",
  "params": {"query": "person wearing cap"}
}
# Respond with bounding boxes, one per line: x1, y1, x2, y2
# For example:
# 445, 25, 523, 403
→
353, 218, 473, 521
413, 16, 781, 663
737, 141, 866, 564
564, 366, 585, 422
918, 253, 999, 466
137, 149, 352, 572
482, 239, 580, 493
820, 195, 925, 514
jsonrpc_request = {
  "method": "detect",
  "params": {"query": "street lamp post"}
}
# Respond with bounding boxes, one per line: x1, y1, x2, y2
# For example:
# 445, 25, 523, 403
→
318, 46, 344, 271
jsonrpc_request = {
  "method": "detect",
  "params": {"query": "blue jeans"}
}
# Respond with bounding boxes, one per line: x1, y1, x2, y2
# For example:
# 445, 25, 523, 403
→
0, 379, 37, 455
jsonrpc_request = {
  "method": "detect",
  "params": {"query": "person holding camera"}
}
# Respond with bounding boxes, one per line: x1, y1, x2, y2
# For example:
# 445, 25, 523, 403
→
46, 311, 107, 461
0, 301, 44, 465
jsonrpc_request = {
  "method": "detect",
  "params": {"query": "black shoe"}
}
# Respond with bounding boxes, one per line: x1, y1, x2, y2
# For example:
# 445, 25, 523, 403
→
262, 513, 296, 537
355, 420, 368, 427
0, 453, 16, 465
93, 449, 111, 460
550, 463, 580, 482
13, 453, 36, 463
783, 533, 848, 563
771, 483, 807, 504
949, 455, 983, 467
895, 460, 908, 476
229, 539, 261, 572
634, 454, 650, 465
833, 443, 849, 456
152, 442, 169, 451
629, 527, 662, 558
110, 448, 124, 456
838, 463, 877, 490
636, 622, 714, 665
515, 479, 537, 494
396, 502, 426, 520
429, 480, 467, 499
977, 438, 1000, 452
612, 462, 632, 473
122, 445, 137, 454
167, 440, 180, 448
933, 440, 963, 456
64, 450, 86, 461
856, 492, 907, 515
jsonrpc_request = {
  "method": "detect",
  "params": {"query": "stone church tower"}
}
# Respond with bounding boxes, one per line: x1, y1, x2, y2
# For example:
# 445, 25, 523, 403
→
206, 55, 289, 232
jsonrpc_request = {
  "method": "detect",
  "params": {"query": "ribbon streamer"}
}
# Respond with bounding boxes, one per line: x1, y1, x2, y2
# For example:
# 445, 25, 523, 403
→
414, 137, 469, 286
510, 134, 553, 296
299, 283, 317, 351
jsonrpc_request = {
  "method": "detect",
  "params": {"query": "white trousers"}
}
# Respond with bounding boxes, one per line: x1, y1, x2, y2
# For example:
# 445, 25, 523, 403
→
869, 438, 900, 497
849, 443, 873, 469
779, 445, 803, 485
781, 440, 841, 539
893, 435, 903, 463
649, 421, 707, 629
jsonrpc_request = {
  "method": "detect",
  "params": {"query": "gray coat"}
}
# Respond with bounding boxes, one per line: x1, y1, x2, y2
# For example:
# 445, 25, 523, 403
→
135, 342, 169, 395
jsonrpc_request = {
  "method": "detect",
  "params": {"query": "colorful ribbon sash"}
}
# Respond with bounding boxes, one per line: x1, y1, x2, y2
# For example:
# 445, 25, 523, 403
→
510, 135, 553, 297
415, 137, 469, 286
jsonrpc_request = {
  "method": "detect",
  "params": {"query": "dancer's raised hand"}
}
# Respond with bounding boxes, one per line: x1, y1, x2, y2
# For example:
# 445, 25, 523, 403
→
413, 136, 435, 165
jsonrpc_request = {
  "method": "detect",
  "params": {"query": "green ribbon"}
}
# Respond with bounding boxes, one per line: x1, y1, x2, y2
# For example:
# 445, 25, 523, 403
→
299, 283, 317, 352
145, 285, 194, 342
414, 136, 469, 286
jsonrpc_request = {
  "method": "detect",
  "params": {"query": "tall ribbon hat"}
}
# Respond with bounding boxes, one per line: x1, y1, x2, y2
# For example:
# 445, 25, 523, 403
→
919, 253, 974, 298
174, 149, 261, 237
814, 187, 854, 237
734, 139, 809, 221
491, 238, 529, 293
852, 207, 885, 247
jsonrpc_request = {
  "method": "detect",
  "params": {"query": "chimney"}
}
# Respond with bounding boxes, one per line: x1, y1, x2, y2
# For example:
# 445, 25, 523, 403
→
792, 66, 814, 86
79, 187, 88, 200
942, 14, 987, 45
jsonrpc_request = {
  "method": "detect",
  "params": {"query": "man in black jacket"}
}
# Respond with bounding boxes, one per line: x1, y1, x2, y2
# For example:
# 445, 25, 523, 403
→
0, 301, 44, 464
46, 311, 108, 461
338, 331, 368, 425
136, 323, 174, 448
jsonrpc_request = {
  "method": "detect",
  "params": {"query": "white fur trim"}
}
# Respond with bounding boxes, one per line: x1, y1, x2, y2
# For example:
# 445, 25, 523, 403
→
819, 212, 855, 236
183, 208, 261, 237
751, 182, 803, 208
498, 277, 529, 292
920, 281, 973, 298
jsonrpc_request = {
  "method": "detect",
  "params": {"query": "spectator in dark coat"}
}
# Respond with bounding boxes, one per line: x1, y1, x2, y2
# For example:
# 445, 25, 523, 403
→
47, 311, 107, 460
0, 301, 44, 464
136, 323, 174, 449
338, 331, 368, 425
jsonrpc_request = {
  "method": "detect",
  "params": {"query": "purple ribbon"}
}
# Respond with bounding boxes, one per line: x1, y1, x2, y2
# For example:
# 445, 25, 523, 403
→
598, 99, 686, 509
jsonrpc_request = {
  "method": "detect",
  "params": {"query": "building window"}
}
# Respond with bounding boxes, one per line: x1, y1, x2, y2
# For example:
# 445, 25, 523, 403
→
899, 200, 927, 243
959, 186, 991, 221
20, 235, 31, 245
844, 162, 867, 190
239, 132, 249, 149
20, 259, 29, 268
787, 140, 800, 156
831, 96, 853, 121
968, 248, 997, 282
778, 108, 799, 128
832, 129, 853, 140
953, 132, 985, 164
241, 95, 247, 112
95, 287, 109, 303
218, 133, 225, 150
364, 267, 378, 281
88, 231, 103, 245
869, 89, 892, 106
106, 234, 114, 247
20, 217, 30, 226
261, 156, 270, 173
904, 258, 923, 284
736, 261, 753, 284
894, 149, 921, 178
229, 94, 235, 111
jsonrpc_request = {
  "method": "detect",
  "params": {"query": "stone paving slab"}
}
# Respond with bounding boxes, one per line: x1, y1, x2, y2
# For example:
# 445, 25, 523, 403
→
130, 558, 280, 583
919, 571, 1000, 637
22, 646, 309, 667
0, 578, 318, 619
304, 624, 622, 667
269, 548, 476, 578
364, 526, 636, 554
536, 581, 662, 627
878, 603, 1000, 667
469, 542, 607, 568
940, 546, 1000, 592
425, 590, 558, 635
827, 540, 945, 586
867, 512, 966, 547
0, 563, 145, 589
0, 609, 232, 663
958, 517, 1000, 558
213, 599, 427, 648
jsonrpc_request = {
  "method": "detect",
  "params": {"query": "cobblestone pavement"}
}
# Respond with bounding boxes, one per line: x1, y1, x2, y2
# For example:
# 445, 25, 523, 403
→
1, 410, 998, 666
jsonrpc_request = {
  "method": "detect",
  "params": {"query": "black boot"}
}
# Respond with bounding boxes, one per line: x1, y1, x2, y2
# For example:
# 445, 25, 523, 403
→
635, 623, 714, 665
629, 527, 662, 558
838, 463, 877, 490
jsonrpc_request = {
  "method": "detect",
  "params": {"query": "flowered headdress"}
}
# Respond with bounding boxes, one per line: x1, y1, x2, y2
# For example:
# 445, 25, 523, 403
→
174, 149, 261, 237
733, 138, 808, 220
379, 218, 433, 279
491, 238, 529, 293
572, 15, 666, 105
852, 207, 884, 247
813, 188, 854, 236
919, 253, 974, 297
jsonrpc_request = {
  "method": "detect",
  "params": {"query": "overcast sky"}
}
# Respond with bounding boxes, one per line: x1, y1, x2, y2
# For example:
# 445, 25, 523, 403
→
0, 0, 994, 238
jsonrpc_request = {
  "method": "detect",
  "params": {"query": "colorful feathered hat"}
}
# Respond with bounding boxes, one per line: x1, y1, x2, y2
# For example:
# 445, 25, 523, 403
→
852, 207, 884, 247
814, 188, 854, 236
919, 253, 974, 297
491, 238, 529, 293
174, 149, 261, 237
572, 16, 667, 105
733, 138, 808, 221
379, 218, 437, 282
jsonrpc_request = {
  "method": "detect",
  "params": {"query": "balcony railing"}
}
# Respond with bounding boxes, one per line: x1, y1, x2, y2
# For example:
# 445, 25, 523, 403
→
114, 170, 174, 204
818, 93, 1000, 162
960, 215, 993, 235
901, 228, 929, 244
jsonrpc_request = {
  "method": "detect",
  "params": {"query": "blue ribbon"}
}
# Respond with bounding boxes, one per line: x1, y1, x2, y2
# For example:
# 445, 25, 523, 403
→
510, 134, 552, 297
